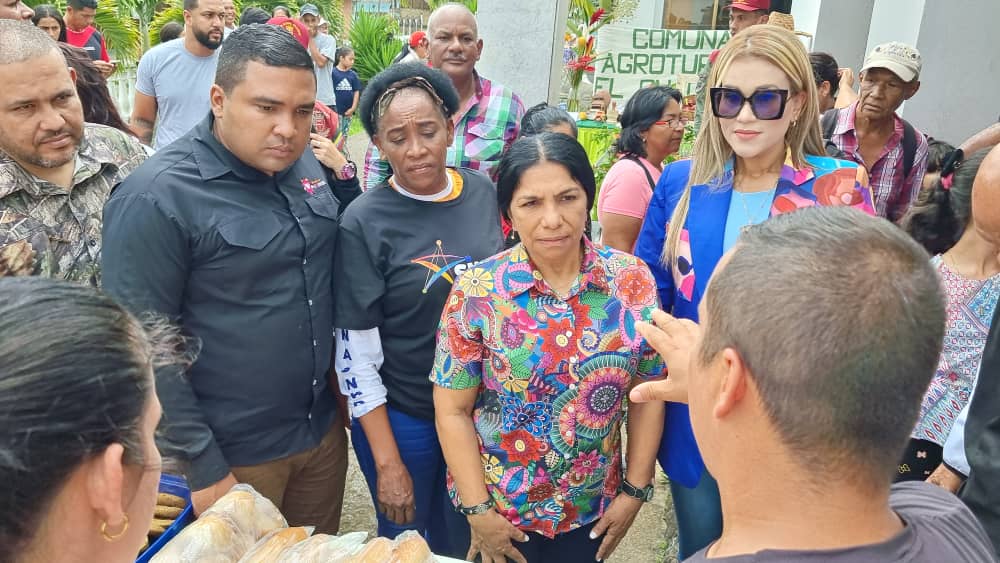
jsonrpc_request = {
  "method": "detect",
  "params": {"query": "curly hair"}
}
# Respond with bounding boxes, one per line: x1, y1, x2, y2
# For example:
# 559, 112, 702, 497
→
357, 62, 459, 137
900, 145, 993, 255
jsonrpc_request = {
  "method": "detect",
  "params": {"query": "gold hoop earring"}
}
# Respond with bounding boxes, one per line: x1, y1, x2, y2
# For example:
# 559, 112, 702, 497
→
100, 515, 129, 542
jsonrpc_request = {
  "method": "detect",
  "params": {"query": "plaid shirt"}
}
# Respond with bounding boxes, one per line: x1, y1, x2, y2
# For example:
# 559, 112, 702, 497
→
827, 102, 928, 221
0, 123, 147, 285
364, 72, 524, 190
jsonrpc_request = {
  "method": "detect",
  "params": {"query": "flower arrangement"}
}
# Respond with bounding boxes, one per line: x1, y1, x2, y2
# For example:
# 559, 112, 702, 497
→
564, 0, 638, 112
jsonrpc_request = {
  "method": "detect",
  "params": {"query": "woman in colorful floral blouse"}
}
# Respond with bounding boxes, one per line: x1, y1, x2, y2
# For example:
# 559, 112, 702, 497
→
633, 25, 875, 559
432, 132, 666, 563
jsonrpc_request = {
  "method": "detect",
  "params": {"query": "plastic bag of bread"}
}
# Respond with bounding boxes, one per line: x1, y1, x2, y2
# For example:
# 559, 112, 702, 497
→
203, 484, 287, 541
150, 512, 256, 563
390, 530, 434, 563
341, 537, 394, 563
276, 532, 368, 562
237, 526, 314, 562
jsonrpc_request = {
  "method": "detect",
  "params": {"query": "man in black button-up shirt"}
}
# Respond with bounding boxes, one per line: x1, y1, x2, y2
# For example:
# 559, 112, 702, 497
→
103, 25, 354, 533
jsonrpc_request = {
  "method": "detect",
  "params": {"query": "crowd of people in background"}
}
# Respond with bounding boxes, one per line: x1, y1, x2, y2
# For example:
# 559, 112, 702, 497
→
1, 1, 1000, 562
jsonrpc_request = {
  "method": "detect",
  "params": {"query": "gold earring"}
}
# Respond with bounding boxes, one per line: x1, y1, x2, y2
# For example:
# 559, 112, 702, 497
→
100, 515, 129, 542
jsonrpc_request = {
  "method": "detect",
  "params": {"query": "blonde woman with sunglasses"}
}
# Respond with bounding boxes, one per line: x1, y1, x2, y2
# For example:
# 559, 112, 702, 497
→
633, 25, 875, 559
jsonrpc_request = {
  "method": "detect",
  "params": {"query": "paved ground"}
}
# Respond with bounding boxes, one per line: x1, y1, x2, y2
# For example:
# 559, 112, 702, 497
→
337, 132, 681, 563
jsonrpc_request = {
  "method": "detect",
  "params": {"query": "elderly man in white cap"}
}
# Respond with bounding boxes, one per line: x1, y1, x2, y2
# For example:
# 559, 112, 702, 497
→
823, 41, 928, 221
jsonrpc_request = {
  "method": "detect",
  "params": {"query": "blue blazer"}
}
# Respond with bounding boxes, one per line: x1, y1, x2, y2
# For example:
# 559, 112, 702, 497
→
634, 155, 874, 487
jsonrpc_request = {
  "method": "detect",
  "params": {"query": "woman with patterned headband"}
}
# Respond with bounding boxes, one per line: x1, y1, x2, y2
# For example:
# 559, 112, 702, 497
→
332, 62, 503, 557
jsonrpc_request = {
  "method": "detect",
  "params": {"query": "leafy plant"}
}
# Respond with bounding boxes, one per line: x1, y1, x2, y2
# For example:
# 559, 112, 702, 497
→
427, 0, 475, 11
148, 1, 184, 47
348, 10, 401, 83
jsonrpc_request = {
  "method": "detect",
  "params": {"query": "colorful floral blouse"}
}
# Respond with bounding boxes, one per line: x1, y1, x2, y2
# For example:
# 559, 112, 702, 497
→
431, 239, 666, 538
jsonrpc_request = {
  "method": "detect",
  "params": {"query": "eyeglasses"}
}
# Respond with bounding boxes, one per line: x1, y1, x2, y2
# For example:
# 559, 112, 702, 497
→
653, 117, 689, 128
709, 87, 789, 120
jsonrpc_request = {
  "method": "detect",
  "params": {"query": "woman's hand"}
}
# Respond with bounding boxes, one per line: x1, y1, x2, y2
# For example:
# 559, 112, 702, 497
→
927, 464, 965, 494
310, 133, 348, 172
467, 510, 529, 563
591, 494, 643, 561
376, 460, 416, 525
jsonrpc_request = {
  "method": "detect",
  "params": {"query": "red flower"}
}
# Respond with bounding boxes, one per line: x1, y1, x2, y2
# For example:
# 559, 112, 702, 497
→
501, 429, 543, 465
616, 265, 655, 309
446, 317, 480, 364
528, 482, 556, 503
566, 55, 596, 73
589, 8, 606, 25
540, 317, 577, 366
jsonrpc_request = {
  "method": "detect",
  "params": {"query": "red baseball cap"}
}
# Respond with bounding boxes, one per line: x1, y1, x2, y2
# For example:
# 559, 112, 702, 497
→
267, 16, 309, 49
409, 30, 426, 48
727, 0, 769, 11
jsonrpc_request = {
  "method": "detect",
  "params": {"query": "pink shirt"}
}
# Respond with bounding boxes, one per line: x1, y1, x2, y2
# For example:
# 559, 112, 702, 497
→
597, 156, 662, 222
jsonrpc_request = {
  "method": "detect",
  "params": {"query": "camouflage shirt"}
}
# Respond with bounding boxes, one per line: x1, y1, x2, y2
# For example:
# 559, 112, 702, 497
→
0, 123, 147, 285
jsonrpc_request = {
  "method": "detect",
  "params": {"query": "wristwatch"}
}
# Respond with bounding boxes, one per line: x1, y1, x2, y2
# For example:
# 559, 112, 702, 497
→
456, 497, 495, 515
619, 478, 654, 502
336, 161, 357, 181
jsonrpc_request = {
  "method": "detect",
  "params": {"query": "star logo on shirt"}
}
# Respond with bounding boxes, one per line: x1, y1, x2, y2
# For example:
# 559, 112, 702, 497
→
411, 239, 472, 294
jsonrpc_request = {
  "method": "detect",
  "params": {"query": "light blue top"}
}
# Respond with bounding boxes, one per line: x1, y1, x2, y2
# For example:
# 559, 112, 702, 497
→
723, 189, 776, 251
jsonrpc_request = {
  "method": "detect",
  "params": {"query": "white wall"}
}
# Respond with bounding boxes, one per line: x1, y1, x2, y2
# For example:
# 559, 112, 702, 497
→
865, 0, 925, 56
475, 0, 570, 105
903, 0, 1000, 143
810, 0, 875, 73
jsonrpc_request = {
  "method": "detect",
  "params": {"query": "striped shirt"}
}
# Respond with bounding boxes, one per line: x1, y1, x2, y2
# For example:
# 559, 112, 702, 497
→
826, 102, 928, 221
363, 72, 524, 190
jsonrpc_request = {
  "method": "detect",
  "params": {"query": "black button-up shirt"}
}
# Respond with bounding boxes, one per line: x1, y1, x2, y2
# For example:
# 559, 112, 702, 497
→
103, 114, 340, 490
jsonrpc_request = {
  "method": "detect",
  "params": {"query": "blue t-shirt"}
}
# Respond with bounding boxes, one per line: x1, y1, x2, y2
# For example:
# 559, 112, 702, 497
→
723, 188, 776, 251
331, 67, 362, 115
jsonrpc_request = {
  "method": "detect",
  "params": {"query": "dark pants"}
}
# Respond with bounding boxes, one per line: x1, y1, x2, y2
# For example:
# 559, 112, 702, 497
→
351, 405, 471, 558
896, 438, 944, 482
509, 522, 601, 563
230, 424, 348, 535
670, 470, 723, 559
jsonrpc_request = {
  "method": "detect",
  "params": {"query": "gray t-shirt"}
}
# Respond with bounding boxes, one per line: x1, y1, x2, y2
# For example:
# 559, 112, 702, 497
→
313, 33, 337, 106
685, 482, 997, 562
333, 168, 504, 420
135, 39, 219, 149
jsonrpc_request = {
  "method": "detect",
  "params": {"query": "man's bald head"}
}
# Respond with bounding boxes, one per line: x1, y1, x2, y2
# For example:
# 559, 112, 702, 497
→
972, 144, 1000, 244
0, 19, 64, 65
428, 3, 477, 37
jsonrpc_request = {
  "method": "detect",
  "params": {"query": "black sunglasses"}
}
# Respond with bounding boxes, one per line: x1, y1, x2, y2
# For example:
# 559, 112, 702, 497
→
710, 87, 789, 120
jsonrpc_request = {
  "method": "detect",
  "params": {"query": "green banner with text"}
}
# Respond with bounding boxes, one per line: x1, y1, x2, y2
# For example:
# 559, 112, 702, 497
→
594, 25, 730, 104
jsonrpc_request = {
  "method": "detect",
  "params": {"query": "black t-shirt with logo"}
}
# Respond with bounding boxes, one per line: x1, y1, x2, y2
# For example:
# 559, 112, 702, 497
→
333, 168, 504, 420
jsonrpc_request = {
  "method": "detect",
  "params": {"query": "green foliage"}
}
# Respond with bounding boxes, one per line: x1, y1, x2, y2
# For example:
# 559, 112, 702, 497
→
427, 0, 476, 11
26, 0, 141, 62
148, 3, 184, 47
240, 0, 346, 39
348, 10, 402, 83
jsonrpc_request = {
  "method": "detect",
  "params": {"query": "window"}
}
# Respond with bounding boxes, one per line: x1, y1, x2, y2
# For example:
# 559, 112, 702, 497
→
663, 0, 727, 30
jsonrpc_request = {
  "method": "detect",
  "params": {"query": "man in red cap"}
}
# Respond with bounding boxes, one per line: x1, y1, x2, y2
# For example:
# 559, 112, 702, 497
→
693, 0, 771, 132
399, 30, 429, 65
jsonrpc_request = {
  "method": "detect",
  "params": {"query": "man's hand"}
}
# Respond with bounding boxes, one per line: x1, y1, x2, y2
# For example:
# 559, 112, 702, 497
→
467, 509, 529, 563
93, 60, 115, 78
376, 460, 416, 525
630, 309, 700, 405
0, 240, 36, 277
592, 494, 643, 561
191, 472, 238, 516
837, 67, 855, 90
927, 464, 965, 494
310, 132, 348, 172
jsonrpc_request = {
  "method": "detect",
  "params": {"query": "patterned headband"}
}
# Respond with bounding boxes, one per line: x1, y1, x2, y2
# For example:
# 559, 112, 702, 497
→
373, 76, 447, 127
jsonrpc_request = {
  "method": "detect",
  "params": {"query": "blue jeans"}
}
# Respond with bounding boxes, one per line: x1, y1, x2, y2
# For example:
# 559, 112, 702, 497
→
351, 406, 470, 558
670, 470, 723, 559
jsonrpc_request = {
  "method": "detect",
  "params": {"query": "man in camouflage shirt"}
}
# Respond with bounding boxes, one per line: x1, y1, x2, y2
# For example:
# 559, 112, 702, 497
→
0, 21, 146, 285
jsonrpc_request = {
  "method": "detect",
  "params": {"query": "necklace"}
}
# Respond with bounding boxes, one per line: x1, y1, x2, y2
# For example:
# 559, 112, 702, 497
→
736, 189, 773, 233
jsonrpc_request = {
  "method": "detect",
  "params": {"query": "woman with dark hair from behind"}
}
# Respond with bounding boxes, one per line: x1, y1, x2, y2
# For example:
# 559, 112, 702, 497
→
434, 132, 665, 562
596, 85, 683, 252
58, 43, 135, 138
240, 7, 270, 26
158, 21, 183, 43
809, 52, 839, 114
0, 277, 177, 562
921, 138, 957, 193
898, 146, 1000, 483
519, 102, 578, 138
31, 4, 65, 42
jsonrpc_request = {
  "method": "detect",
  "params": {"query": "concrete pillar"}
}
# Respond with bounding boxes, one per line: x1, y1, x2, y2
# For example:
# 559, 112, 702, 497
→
804, 0, 875, 72
475, 0, 571, 106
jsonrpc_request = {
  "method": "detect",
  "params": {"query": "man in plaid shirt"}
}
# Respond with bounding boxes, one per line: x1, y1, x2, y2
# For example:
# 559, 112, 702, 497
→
825, 42, 928, 222
364, 3, 524, 191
